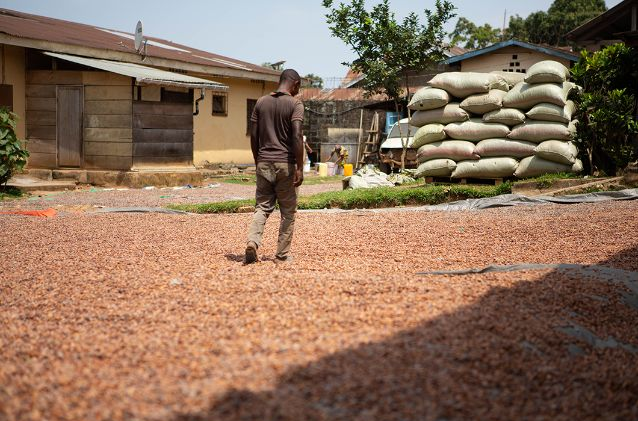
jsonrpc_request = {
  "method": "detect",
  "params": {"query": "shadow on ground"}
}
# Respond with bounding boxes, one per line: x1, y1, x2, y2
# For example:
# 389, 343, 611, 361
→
177, 246, 638, 421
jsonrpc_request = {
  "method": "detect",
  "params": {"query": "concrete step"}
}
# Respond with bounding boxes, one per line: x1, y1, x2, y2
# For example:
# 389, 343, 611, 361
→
25, 168, 204, 188
8, 175, 77, 192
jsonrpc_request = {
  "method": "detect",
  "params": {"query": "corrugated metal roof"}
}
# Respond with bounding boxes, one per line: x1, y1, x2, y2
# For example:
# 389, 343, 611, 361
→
0, 8, 280, 80
445, 45, 470, 57
45, 51, 228, 91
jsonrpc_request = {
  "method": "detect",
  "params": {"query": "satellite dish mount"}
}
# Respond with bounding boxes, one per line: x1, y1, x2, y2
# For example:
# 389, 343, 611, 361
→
134, 20, 147, 55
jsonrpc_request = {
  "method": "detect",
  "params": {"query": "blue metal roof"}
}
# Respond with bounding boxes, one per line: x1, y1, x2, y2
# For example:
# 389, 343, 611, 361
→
443, 40, 579, 65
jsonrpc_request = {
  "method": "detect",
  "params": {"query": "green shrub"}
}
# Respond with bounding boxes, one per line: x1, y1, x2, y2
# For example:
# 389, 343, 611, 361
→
0, 108, 29, 186
0, 185, 22, 200
571, 43, 638, 174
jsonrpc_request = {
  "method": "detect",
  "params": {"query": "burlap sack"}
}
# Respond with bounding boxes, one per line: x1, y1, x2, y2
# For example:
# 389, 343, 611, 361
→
415, 159, 457, 178
412, 124, 447, 149
410, 103, 469, 127
408, 87, 450, 111
525, 60, 570, 84
474, 138, 536, 158
503, 82, 575, 110
444, 118, 510, 142
526, 101, 575, 123
460, 90, 507, 115
417, 140, 479, 163
428, 72, 508, 98
451, 157, 519, 179
482, 108, 526, 126
491, 71, 526, 88
514, 156, 580, 178
508, 120, 575, 142
534, 140, 579, 165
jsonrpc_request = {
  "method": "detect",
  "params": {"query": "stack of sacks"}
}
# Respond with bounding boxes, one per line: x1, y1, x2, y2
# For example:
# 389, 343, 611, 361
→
410, 63, 582, 180
502, 61, 583, 178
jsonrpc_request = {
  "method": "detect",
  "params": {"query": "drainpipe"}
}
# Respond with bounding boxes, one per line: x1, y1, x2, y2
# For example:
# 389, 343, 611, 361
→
193, 88, 205, 116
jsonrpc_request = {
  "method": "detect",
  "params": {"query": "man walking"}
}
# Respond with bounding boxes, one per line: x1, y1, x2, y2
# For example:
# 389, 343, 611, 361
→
245, 69, 305, 264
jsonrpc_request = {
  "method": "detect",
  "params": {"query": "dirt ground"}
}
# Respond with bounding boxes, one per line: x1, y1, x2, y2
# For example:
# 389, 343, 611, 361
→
1, 188, 637, 421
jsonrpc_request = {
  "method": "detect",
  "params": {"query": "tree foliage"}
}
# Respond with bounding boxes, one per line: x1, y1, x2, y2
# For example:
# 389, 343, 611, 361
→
452, 0, 608, 48
303, 73, 324, 89
323, 0, 456, 169
323, 0, 456, 101
506, 0, 607, 46
0, 108, 29, 186
449, 17, 501, 49
571, 43, 638, 174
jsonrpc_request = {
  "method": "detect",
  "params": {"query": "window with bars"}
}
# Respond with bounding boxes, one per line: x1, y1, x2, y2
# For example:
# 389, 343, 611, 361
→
212, 93, 228, 116
247, 99, 257, 134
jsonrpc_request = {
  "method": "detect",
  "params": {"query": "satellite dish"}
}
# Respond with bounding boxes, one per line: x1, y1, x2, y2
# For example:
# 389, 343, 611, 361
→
134, 20, 144, 52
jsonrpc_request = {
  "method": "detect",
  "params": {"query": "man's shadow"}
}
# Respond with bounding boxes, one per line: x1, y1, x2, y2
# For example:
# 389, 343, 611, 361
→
183, 245, 638, 421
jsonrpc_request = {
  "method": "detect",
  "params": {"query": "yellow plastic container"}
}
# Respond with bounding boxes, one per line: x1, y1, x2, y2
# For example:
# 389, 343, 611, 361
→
317, 162, 328, 177
343, 163, 353, 177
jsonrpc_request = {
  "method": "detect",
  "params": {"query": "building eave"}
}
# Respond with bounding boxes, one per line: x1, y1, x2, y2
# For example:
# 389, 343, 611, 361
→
0, 33, 281, 83
567, 0, 635, 41
442, 40, 579, 65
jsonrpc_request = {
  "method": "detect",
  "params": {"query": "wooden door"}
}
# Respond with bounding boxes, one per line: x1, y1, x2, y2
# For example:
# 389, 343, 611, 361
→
57, 86, 83, 167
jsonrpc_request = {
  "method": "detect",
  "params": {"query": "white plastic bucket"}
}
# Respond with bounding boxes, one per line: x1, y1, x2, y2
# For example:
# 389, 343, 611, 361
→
327, 162, 336, 176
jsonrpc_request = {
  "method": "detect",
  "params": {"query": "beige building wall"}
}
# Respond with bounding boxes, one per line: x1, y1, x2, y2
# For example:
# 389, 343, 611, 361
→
460, 47, 572, 73
193, 77, 277, 165
1, 45, 26, 139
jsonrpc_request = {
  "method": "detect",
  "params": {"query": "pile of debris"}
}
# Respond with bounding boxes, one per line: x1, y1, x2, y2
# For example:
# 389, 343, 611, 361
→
348, 166, 415, 189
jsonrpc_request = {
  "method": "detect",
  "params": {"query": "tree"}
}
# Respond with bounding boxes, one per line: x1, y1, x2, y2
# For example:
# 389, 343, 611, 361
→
323, 0, 456, 169
303, 73, 324, 89
571, 43, 638, 174
0, 108, 29, 187
503, 0, 607, 46
449, 17, 501, 49
504, 15, 527, 41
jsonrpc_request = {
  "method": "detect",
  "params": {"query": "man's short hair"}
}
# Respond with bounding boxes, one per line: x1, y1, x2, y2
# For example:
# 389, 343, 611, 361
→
280, 69, 301, 84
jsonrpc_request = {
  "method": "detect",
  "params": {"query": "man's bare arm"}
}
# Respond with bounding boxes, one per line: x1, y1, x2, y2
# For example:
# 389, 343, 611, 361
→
250, 121, 259, 165
292, 120, 304, 187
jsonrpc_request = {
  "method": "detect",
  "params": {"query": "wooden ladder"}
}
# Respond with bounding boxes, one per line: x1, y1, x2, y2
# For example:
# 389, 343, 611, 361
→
356, 112, 381, 169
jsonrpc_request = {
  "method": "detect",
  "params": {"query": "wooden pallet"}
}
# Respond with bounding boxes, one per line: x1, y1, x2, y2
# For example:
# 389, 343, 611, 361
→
424, 177, 507, 186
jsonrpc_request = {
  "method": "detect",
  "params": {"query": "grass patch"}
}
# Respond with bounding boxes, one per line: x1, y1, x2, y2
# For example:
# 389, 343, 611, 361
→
216, 174, 344, 186
169, 182, 512, 214
171, 198, 255, 214
0, 186, 23, 200
514, 172, 581, 189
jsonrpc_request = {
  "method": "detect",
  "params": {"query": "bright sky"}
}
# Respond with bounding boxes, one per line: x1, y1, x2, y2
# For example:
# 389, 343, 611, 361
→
0, 0, 624, 85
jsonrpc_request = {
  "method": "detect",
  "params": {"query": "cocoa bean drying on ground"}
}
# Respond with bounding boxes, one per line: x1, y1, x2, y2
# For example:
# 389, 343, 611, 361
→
1, 198, 637, 421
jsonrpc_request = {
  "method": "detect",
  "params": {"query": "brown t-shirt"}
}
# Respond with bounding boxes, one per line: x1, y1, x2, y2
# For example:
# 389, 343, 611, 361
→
251, 91, 304, 163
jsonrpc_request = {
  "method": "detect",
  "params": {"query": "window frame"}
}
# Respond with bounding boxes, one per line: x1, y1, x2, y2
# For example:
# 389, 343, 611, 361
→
212, 92, 228, 117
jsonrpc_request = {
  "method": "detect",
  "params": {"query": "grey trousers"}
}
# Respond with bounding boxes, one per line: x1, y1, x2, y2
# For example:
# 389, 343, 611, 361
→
247, 162, 297, 259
